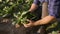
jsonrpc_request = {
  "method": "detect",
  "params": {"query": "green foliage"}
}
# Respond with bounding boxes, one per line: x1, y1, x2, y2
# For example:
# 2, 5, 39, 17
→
0, 0, 59, 34
0, 0, 33, 24
52, 31, 58, 34
16, 11, 36, 24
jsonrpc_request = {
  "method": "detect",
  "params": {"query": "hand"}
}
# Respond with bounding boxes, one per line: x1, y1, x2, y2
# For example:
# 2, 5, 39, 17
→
23, 19, 34, 28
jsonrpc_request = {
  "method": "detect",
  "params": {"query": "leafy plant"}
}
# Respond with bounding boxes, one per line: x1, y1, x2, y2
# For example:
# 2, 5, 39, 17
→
0, 0, 59, 34
15, 11, 37, 24
0, 0, 33, 25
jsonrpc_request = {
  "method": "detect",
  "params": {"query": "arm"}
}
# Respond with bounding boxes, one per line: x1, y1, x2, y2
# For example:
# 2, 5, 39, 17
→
23, 0, 58, 27
33, 15, 56, 26
41, 2, 48, 18
29, 0, 40, 12
23, 15, 56, 27
33, 0, 59, 26
34, 1, 49, 25
29, 4, 38, 12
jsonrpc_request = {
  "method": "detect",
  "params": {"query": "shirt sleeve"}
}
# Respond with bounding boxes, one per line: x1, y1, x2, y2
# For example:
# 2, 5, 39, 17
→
39, 0, 48, 3
45, 0, 48, 2
48, 0, 60, 18
33, 0, 40, 5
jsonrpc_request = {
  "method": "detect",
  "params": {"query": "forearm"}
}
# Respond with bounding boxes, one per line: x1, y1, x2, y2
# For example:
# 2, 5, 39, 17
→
29, 3, 38, 12
41, 2, 48, 18
33, 15, 56, 26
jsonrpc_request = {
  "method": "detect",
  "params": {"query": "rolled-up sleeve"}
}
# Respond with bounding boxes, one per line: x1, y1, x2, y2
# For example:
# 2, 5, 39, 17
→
48, 0, 60, 18
33, 0, 40, 5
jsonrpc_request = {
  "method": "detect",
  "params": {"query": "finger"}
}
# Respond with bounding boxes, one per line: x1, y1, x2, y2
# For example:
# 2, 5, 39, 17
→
27, 19, 32, 23
22, 22, 31, 25
23, 23, 31, 27
23, 24, 29, 27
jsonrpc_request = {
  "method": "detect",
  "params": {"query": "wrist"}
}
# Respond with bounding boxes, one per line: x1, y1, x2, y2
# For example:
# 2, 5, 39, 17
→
32, 22, 37, 27
32, 21, 40, 26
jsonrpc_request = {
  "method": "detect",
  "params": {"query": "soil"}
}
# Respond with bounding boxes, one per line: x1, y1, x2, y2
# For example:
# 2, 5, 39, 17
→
0, 18, 47, 34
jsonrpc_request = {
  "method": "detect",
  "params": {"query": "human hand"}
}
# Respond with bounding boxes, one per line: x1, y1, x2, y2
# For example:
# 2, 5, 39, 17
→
23, 19, 34, 28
